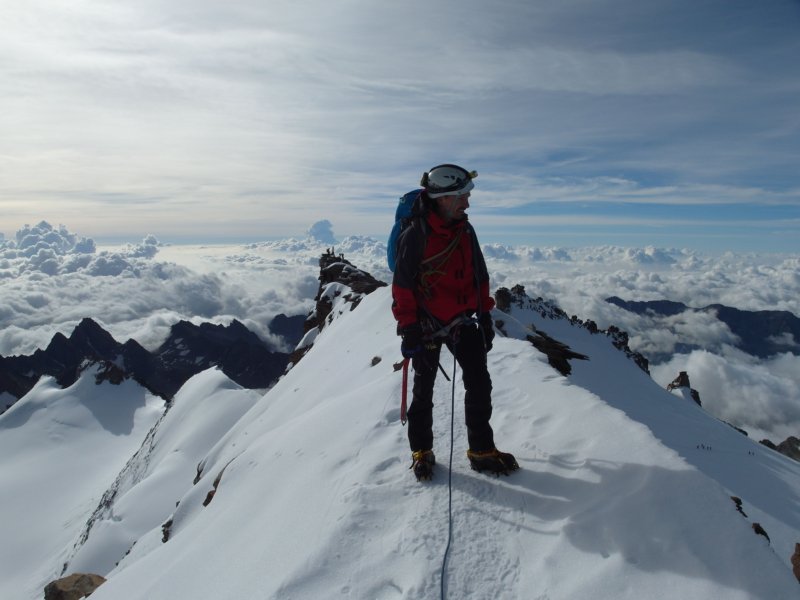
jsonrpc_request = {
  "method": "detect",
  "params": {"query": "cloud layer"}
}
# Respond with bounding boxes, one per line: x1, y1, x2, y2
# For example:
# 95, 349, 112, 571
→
0, 222, 320, 355
2, 220, 799, 441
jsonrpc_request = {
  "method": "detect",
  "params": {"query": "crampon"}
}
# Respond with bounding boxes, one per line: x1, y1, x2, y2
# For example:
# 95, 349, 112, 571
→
410, 450, 436, 481
467, 448, 519, 476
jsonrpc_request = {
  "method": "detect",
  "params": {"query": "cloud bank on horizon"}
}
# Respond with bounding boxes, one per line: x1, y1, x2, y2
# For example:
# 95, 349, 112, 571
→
1, 1, 799, 252
0, 221, 321, 355
2, 220, 800, 442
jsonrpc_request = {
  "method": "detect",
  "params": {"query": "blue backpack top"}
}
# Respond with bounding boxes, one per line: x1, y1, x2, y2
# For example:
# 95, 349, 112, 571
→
387, 189, 423, 271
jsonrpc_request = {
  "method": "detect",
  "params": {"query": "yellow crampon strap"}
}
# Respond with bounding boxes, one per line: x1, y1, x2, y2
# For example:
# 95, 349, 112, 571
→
410, 449, 434, 470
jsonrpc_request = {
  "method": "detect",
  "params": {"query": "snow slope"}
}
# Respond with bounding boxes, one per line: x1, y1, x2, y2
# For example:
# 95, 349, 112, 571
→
63, 369, 262, 576
0, 368, 164, 600
4, 286, 800, 599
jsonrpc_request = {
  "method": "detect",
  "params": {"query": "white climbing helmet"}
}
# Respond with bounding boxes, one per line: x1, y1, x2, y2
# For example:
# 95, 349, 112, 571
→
421, 164, 477, 198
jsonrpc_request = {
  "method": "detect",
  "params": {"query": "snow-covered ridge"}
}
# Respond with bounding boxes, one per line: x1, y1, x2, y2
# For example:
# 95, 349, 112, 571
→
4, 251, 800, 599
495, 284, 650, 374
75, 273, 799, 599
61, 369, 261, 578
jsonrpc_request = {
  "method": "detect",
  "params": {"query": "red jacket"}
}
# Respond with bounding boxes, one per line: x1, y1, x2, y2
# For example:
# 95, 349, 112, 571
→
392, 209, 495, 329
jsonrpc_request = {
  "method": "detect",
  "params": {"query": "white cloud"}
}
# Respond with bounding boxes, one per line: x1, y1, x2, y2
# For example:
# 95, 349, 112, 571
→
306, 220, 337, 245
0, 221, 167, 278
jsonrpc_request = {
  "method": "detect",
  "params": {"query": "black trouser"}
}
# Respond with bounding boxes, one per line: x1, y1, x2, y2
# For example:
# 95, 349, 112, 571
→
407, 322, 495, 453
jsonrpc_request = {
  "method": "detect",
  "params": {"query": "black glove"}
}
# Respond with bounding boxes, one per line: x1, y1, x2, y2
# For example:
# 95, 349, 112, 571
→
400, 323, 424, 358
479, 313, 495, 352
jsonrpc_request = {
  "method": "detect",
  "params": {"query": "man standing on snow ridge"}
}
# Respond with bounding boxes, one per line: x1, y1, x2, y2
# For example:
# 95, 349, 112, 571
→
391, 164, 519, 481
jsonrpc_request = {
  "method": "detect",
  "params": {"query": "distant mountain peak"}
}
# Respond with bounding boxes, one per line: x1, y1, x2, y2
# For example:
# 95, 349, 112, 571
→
0, 318, 292, 406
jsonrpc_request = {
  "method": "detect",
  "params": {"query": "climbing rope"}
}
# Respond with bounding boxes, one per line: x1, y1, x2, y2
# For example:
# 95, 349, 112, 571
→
439, 346, 458, 600
419, 228, 464, 297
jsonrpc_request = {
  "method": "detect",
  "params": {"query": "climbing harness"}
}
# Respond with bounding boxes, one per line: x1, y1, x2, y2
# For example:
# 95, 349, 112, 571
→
399, 314, 475, 426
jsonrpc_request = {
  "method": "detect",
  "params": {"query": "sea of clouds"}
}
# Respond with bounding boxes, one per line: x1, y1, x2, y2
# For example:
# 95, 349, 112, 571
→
2, 220, 798, 442
0, 221, 321, 354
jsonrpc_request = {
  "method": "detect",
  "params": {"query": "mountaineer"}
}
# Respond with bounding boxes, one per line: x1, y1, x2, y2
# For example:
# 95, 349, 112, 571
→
391, 164, 519, 481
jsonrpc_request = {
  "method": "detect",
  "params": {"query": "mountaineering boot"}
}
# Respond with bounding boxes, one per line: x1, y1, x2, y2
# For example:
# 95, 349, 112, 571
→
410, 450, 436, 481
467, 448, 519, 476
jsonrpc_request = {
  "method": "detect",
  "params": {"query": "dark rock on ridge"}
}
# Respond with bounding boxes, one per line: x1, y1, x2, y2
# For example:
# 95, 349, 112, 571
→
760, 436, 800, 463
290, 249, 387, 366
666, 371, 702, 406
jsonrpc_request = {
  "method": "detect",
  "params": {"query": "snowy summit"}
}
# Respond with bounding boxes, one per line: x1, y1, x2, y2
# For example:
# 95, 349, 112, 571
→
1, 255, 800, 600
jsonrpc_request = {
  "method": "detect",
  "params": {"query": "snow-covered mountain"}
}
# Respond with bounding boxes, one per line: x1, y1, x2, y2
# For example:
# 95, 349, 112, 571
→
3, 254, 800, 599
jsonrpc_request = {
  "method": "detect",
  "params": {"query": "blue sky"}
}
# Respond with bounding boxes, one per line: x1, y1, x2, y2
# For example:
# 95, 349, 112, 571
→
1, 0, 798, 252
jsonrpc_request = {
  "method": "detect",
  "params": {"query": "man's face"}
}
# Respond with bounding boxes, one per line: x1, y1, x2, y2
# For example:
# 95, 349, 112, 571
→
437, 192, 470, 222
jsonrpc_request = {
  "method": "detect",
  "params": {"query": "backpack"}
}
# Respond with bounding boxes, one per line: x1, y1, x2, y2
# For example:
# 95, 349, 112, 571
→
387, 189, 424, 271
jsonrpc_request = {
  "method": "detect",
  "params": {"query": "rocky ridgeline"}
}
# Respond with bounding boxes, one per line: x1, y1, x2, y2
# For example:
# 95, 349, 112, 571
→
492, 285, 800, 465
495, 284, 650, 375
0, 316, 301, 412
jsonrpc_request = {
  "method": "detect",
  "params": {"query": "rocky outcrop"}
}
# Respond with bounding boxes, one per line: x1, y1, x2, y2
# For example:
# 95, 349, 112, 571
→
290, 250, 387, 366
666, 371, 702, 406
760, 436, 800, 463
774, 436, 800, 461
317, 248, 387, 296
523, 327, 588, 377
45, 573, 106, 599
728, 498, 775, 555
792, 543, 800, 583
752, 522, 770, 543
